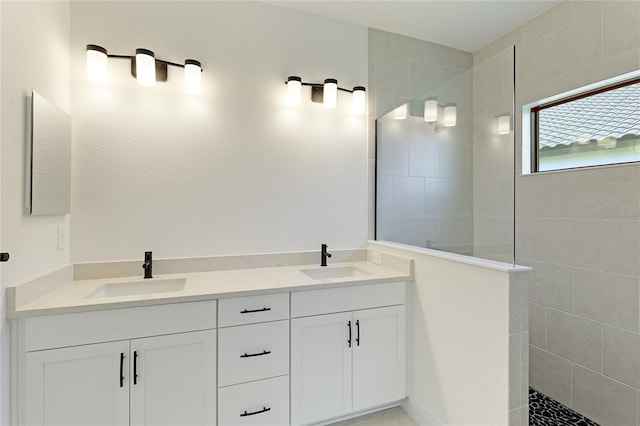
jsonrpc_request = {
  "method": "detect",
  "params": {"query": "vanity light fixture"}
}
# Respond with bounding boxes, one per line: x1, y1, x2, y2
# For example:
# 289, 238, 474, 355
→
135, 49, 156, 87
352, 86, 366, 114
424, 99, 438, 123
86, 44, 108, 84
287, 76, 302, 106
285, 76, 366, 114
393, 104, 408, 120
443, 105, 457, 127
497, 114, 511, 134
85, 44, 203, 94
323, 78, 338, 109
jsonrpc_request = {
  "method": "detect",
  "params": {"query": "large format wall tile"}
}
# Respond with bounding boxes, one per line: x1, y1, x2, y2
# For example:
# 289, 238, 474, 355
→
545, 219, 602, 270
572, 364, 639, 426
526, 260, 573, 313
603, 325, 640, 390
573, 268, 639, 332
602, 220, 640, 277
546, 309, 603, 372
530, 346, 572, 407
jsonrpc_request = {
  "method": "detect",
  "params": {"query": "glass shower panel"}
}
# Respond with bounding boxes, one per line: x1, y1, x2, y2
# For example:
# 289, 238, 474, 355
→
375, 47, 515, 265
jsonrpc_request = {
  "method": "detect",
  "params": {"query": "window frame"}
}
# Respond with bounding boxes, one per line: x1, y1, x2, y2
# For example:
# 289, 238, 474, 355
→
530, 76, 640, 173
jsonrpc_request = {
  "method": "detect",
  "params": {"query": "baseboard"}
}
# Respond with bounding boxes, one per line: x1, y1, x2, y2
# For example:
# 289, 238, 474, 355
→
401, 398, 442, 425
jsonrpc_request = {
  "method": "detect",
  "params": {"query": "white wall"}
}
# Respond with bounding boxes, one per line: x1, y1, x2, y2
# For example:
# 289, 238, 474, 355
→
369, 241, 527, 425
70, 1, 368, 262
1, 1, 71, 423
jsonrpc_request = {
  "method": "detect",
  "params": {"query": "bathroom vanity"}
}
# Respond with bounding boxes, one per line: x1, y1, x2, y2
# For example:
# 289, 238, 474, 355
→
8, 257, 411, 426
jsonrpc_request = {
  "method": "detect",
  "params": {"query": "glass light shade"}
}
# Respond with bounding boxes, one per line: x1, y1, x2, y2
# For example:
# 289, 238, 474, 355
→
86, 45, 108, 84
498, 114, 511, 134
393, 104, 408, 120
135, 48, 156, 87
352, 86, 366, 114
287, 76, 302, 106
184, 60, 201, 94
424, 99, 438, 123
443, 105, 457, 127
323, 78, 337, 109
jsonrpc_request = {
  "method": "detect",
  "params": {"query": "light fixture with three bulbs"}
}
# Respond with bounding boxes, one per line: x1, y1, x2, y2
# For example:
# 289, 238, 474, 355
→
286, 76, 366, 114
393, 98, 457, 132
86, 44, 202, 94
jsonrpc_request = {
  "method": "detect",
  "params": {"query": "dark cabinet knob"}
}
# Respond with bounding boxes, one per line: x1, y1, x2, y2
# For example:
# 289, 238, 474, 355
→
0, 253, 9, 262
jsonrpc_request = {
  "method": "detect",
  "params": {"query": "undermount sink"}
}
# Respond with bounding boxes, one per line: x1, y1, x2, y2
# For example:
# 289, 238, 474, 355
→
85, 278, 186, 299
301, 266, 371, 280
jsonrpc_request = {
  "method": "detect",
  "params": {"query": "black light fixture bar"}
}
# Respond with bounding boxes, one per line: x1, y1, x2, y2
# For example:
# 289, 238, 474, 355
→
290, 80, 359, 93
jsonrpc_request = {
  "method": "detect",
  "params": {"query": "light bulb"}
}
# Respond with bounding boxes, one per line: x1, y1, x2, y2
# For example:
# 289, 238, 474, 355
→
424, 99, 438, 123
443, 106, 457, 127
86, 44, 108, 84
323, 78, 337, 109
393, 104, 407, 120
352, 86, 366, 114
135, 48, 156, 87
184, 59, 201, 94
287, 76, 302, 106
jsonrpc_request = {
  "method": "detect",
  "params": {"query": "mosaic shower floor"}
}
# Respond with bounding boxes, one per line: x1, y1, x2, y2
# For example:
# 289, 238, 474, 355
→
529, 388, 600, 426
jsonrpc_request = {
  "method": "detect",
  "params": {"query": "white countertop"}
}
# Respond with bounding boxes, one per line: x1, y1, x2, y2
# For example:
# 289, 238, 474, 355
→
9, 261, 411, 318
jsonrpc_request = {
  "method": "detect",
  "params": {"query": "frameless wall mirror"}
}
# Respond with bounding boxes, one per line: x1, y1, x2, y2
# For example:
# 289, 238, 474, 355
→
28, 91, 71, 216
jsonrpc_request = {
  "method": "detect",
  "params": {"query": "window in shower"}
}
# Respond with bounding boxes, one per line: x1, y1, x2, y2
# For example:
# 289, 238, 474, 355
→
530, 75, 640, 172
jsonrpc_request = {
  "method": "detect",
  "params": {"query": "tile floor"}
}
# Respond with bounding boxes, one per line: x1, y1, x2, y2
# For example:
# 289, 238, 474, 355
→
330, 388, 602, 426
329, 407, 417, 426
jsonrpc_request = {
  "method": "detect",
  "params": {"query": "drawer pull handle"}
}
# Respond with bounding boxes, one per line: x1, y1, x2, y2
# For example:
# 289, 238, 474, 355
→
240, 407, 271, 417
356, 319, 360, 346
119, 353, 125, 388
240, 307, 271, 314
240, 350, 271, 358
347, 321, 352, 348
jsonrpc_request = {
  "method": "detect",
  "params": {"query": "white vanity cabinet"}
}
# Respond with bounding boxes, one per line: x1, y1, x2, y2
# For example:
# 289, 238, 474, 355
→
290, 283, 407, 426
17, 300, 217, 426
217, 293, 290, 426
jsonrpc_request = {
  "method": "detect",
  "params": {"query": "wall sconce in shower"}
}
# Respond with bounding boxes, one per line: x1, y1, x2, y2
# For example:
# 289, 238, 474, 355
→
443, 105, 457, 127
285, 76, 366, 114
86, 44, 202, 94
497, 114, 511, 134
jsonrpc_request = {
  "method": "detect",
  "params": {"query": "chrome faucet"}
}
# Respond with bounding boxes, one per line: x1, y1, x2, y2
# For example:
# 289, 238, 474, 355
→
321, 244, 332, 267
142, 251, 153, 279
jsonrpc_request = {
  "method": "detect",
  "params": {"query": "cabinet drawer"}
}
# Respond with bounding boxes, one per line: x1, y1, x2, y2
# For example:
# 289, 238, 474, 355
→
218, 375, 289, 426
23, 300, 217, 352
218, 320, 289, 387
291, 282, 406, 318
218, 293, 289, 327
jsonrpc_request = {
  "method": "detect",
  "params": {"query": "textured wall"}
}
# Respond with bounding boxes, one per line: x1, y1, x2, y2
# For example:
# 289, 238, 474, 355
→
475, 2, 640, 425
70, 2, 368, 262
0, 2, 70, 424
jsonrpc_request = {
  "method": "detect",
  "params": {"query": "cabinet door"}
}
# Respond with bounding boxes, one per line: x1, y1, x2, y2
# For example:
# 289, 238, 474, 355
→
130, 330, 217, 426
353, 305, 406, 411
291, 312, 352, 426
25, 340, 130, 426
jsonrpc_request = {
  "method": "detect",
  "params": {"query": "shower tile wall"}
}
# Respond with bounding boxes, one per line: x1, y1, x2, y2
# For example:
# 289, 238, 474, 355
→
474, 2, 640, 425
368, 29, 473, 251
